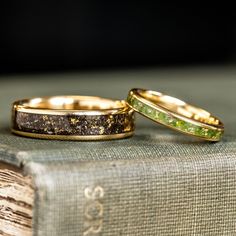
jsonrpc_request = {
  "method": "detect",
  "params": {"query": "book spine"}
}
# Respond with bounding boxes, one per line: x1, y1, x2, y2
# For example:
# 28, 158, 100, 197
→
27, 153, 236, 236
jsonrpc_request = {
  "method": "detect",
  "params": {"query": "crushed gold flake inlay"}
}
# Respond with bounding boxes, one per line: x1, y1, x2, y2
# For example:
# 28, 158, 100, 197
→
13, 111, 135, 136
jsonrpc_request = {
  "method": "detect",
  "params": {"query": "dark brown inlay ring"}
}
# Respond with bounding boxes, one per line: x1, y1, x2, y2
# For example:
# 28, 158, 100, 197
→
12, 96, 135, 140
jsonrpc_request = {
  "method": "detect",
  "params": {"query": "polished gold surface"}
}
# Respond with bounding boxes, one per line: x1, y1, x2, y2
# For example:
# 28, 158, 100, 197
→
127, 89, 224, 141
12, 96, 135, 140
13, 96, 129, 115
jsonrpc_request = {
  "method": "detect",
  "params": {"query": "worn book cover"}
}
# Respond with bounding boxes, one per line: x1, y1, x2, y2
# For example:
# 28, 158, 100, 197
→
0, 68, 236, 235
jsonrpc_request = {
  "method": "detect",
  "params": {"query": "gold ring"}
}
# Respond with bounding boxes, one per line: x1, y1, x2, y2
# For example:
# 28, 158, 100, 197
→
12, 96, 135, 140
127, 89, 224, 141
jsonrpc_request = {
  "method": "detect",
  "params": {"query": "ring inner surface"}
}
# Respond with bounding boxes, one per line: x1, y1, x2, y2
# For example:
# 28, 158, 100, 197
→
138, 89, 221, 126
18, 96, 125, 111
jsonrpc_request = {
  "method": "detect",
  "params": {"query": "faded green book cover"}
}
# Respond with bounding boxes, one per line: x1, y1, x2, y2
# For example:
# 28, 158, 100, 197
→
0, 68, 236, 235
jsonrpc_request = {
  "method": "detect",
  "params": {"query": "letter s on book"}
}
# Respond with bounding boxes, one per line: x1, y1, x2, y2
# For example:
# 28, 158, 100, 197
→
84, 186, 104, 200
83, 186, 104, 236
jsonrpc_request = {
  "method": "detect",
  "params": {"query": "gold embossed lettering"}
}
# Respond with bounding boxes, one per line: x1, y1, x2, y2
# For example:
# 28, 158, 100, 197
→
84, 186, 104, 200
83, 219, 103, 236
83, 186, 104, 236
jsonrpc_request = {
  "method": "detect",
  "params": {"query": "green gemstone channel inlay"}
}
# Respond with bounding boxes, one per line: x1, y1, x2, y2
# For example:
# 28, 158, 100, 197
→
127, 95, 222, 140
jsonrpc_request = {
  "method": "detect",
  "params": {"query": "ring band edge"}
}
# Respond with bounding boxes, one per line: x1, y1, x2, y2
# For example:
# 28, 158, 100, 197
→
11, 129, 134, 141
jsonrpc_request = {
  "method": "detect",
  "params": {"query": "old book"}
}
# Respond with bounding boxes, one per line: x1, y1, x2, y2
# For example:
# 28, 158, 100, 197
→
0, 68, 236, 235
1, 126, 236, 236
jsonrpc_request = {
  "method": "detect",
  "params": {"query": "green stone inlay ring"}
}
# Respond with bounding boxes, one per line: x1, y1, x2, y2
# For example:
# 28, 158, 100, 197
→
127, 89, 224, 141
11, 96, 135, 140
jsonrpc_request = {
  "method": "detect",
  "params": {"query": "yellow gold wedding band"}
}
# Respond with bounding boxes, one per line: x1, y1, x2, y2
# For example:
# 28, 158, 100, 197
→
12, 96, 135, 140
127, 89, 224, 141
